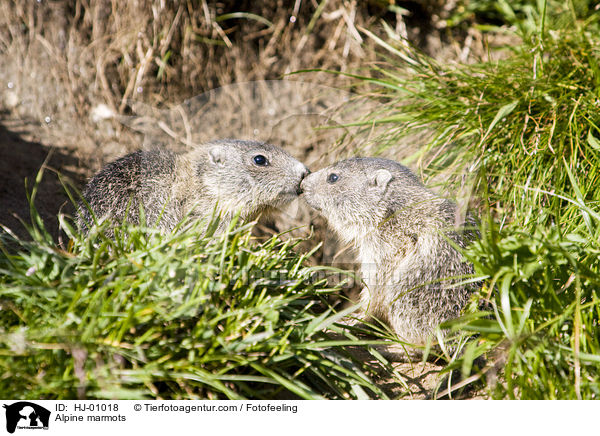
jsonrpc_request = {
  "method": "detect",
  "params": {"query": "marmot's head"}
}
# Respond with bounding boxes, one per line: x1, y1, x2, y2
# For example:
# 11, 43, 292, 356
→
198, 139, 309, 218
300, 157, 426, 240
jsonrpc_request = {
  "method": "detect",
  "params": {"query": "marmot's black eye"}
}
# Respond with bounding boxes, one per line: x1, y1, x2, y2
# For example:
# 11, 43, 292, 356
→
327, 173, 339, 184
253, 154, 269, 166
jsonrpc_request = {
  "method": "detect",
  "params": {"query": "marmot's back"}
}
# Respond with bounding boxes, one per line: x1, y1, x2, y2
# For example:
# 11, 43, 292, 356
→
78, 150, 179, 231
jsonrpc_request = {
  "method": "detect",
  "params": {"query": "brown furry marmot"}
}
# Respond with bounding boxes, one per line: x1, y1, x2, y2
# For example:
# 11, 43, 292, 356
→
77, 139, 308, 233
301, 157, 478, 344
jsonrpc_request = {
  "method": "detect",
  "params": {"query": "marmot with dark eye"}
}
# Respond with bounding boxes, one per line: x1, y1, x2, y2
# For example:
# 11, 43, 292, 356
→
77, 139, 309, 233
300, 157, 478, 345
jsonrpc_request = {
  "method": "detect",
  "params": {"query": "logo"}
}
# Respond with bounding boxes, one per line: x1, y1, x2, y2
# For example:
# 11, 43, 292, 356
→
3, 402, 50, 434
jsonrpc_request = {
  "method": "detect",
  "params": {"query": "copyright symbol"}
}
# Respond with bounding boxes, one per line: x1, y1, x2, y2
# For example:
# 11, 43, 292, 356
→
134, 404, 142, 411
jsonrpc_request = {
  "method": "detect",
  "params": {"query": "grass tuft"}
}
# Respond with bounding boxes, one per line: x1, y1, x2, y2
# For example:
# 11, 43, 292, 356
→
0, 179, 398, 399
353, 0, 600, 399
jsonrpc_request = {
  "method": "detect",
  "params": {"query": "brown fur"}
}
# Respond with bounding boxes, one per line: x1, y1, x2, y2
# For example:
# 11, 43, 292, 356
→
77, 139, 308, 233
301, 157, 478, 344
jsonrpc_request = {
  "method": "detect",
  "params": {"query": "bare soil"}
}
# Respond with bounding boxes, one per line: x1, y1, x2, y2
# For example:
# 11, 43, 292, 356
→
0, 118, 87, 240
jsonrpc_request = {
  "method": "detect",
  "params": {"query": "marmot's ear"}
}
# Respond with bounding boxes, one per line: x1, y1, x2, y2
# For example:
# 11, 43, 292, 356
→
370, 169, 392, 190
208, 146, 227, 166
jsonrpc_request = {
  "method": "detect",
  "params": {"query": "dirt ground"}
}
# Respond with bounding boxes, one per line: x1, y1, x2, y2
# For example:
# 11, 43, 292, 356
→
0, 118, 86, 240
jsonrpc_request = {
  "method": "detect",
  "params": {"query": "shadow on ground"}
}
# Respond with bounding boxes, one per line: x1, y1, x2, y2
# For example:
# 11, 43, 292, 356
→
0, 119, 85, 241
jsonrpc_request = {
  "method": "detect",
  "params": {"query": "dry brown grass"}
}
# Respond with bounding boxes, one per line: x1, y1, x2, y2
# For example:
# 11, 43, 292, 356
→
0, 1, 389, 162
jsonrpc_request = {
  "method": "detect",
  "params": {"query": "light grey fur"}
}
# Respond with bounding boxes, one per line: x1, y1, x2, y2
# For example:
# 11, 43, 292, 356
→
77, 139, 308, 233
301, 157, 478, 344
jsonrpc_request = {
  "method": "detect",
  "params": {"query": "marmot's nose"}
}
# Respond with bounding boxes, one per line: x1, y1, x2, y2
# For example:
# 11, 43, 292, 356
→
297, 165, 310, 194
297, 162, 310, 178
298, 177, 308, 195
